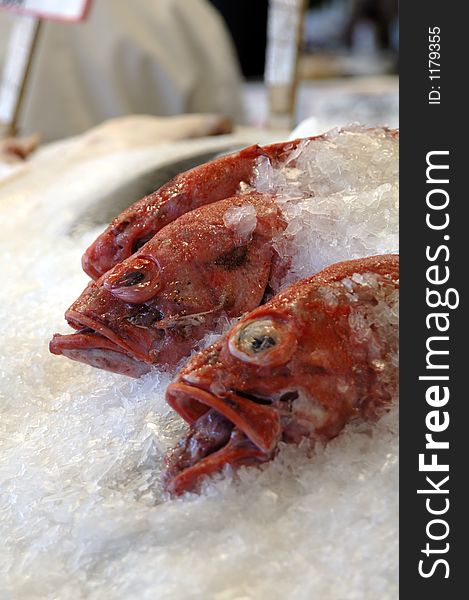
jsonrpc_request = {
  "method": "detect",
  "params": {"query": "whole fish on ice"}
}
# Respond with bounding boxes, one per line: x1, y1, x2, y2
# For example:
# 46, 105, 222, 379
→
163, 255, 399, 495
51, 126, 398, 375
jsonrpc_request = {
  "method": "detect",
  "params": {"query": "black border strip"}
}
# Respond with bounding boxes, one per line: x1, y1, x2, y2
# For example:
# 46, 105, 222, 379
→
400, 3, 466, 595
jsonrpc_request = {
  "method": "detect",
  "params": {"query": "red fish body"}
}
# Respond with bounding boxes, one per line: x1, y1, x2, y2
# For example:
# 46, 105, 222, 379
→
81, 128, 398, 281
50, 193, 286, 376
163, 255, 399, 496
81, 137, 322, 280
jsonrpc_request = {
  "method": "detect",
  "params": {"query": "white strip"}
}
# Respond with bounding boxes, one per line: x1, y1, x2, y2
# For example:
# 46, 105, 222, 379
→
0, 14, 37, 124
265, 0, 303, 85
0, 0, 88, 21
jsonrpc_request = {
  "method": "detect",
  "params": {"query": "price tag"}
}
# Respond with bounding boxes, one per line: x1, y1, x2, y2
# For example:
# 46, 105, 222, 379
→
0, 0, 91, 23
265, 0, 306, 128
265, 0, 305, 86
0, 1, 92, 134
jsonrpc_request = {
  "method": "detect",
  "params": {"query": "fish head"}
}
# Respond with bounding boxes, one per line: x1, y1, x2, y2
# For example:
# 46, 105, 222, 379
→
164, 300, 345, 495
51, 193, 284, 376
164, 256, 399, 495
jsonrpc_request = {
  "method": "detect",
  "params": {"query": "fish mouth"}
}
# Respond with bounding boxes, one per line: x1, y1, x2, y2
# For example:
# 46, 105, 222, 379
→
50, 276, 167, 377
50, 313, 152, 379
164, 382, 281, 495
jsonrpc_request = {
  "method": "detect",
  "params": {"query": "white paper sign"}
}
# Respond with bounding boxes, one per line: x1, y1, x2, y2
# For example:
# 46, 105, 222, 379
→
265, 0, 304, 85
0, 0, 91, 22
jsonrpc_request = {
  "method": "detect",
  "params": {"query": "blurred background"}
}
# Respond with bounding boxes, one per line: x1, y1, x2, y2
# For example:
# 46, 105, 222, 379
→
0, 0, 398, 148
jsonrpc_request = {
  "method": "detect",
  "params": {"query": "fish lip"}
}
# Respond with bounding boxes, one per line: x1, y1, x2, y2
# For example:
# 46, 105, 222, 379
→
166, 381, 281, 454
49, 330, 151, 378
164, 428, 269, 497
65, 308, 149, 361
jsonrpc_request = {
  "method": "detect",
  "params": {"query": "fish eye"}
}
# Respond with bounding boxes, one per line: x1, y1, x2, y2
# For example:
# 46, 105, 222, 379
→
103, 255, 162, 303
236, 321, 278, 354
228, 317, 297, 366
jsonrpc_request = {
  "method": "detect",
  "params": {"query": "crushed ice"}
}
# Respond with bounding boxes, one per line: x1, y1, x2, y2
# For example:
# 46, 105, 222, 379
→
223, 202, 257, 242
249, 125, 399, 288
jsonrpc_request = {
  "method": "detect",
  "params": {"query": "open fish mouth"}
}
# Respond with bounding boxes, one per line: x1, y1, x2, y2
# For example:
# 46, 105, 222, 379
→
164, 382, 282, 495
